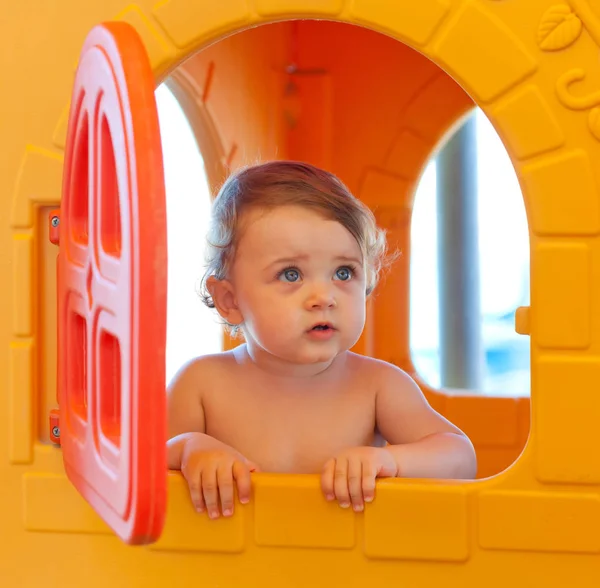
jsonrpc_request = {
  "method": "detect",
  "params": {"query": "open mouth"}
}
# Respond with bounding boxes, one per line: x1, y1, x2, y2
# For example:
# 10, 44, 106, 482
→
311, 323, 334, 331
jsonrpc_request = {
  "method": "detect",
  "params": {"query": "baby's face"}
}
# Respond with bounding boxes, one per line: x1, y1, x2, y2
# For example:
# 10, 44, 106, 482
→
230, 205, 367, 366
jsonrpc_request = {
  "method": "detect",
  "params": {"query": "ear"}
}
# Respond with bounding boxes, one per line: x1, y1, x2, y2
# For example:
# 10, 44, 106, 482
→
206, 276, 244, 326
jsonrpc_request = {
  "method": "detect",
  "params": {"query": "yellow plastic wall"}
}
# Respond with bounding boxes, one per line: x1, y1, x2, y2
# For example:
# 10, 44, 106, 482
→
3, 0, 600, 586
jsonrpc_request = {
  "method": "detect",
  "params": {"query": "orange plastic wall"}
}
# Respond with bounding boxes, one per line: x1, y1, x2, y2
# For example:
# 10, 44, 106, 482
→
179, 23, 292, 182
171, 20, 530, 479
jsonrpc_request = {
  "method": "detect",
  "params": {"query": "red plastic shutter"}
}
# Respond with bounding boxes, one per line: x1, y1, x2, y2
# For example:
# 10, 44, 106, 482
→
57, 21, 168, 545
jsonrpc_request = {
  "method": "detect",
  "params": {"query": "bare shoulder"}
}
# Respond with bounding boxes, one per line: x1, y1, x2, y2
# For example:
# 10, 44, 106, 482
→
353, 354, 466, 444
345, 352, 420, 393
166, 350, 239, 438
168, 350, 238, 388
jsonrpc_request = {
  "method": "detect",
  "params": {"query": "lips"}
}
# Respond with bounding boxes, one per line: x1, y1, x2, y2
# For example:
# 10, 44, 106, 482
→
309, 322, 334, 332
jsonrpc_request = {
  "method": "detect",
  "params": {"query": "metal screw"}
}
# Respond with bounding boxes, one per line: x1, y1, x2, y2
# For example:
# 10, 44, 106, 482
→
52, 426, 60, 438
51, 216, 59, 227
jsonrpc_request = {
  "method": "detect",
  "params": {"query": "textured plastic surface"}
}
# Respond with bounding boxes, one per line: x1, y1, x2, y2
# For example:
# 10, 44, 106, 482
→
57, 21, 167, 545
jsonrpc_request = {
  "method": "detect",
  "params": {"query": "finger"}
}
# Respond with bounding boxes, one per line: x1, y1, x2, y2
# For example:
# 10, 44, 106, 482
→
202, 466, 220, 519
362, 461, 377, 504
320, 459, 336, 501
233, 460, 252, 505
185, 469, 205, 513
246, 460, 260, 473
333, 458, 351, 508
347, 458, 364, 512
217, 462, 235, 517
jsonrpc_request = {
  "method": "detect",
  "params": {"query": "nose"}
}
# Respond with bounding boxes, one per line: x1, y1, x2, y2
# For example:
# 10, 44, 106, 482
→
304, 283, 336, 310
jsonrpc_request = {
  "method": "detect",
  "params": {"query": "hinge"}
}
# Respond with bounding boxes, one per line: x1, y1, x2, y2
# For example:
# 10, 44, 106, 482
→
49, 210, 61, 446
49, 408, 61, 446
49, 209, 60, 245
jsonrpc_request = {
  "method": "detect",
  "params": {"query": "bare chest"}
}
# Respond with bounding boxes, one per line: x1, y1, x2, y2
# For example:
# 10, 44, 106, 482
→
203, 377, 379, 474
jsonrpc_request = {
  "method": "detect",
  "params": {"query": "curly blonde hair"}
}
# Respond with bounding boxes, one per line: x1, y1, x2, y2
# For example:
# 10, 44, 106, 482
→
199, 160, 393, 326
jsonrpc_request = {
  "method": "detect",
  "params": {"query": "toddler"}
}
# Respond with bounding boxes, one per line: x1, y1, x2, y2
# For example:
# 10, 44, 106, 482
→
167, 160, 477, 520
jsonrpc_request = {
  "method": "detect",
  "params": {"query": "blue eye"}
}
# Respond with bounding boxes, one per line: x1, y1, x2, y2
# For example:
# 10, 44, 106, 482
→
280, 268, 300, 282
335, 266, 353, 281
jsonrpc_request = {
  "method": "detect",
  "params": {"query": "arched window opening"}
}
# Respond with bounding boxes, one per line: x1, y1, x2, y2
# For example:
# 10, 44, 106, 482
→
410, 108, 530, 396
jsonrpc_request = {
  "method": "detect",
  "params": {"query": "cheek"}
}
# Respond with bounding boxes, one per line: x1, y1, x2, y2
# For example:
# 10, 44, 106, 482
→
343, 284, 366, 305
346, 290, 367, 324
350, 300, 366, 323
238, 285, 289, 323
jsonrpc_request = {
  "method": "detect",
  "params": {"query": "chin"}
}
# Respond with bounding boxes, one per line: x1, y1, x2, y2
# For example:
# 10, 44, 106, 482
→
294, 349, 340, 365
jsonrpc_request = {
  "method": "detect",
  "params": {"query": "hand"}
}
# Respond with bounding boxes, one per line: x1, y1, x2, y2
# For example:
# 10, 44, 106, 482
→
321, 446, 398, 511
180, 435, 259, 519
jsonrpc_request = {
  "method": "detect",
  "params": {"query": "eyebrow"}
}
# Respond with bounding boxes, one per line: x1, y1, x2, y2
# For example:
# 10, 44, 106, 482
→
334, 256, 363, 266
264, 255, 363, 271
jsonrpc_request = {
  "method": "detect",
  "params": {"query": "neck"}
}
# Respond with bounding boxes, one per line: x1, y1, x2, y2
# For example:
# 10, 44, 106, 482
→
234, 343, 344, 379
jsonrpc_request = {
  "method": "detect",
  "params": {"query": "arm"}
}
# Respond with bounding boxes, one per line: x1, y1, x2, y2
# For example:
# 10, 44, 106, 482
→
167, 432, 232, 470
375, 364, 477, 480
166, 358, 211, 470
166, 358, 257, 518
